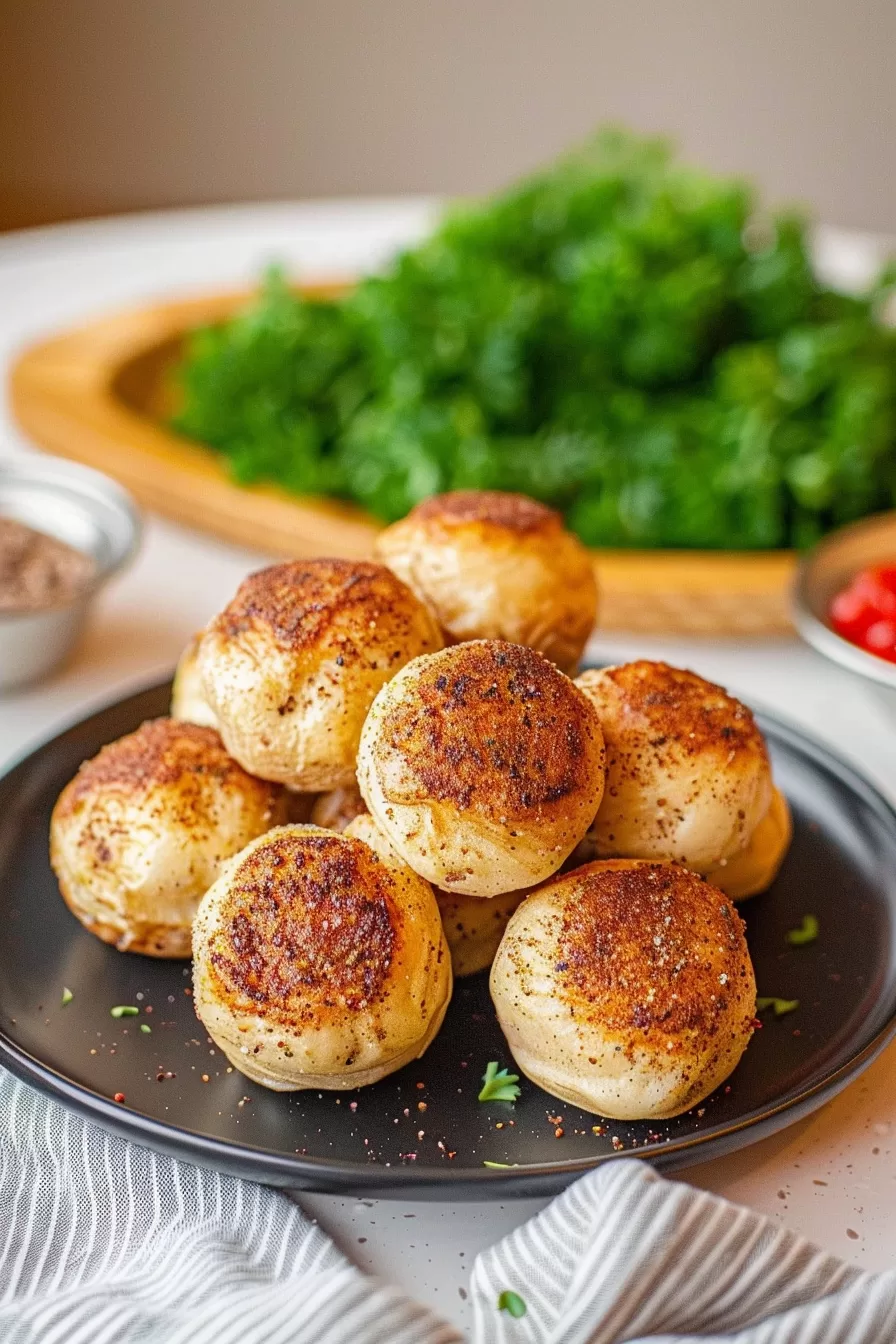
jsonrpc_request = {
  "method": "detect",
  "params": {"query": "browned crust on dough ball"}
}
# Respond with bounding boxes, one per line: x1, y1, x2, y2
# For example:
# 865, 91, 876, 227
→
54, 718, 275, 818
596, 662, 768, 763
213, 558, 427, 656
556, 862, 753, 1041
204, 832, 399, 1026
379, 641, 604, 817
410, 491, 559, 535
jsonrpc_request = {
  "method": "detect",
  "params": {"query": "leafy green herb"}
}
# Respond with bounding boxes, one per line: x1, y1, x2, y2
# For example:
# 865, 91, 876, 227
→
497, 1290, 527, 1319
786, 914, 819, 946
140, 1023, 152, 1034
756, 996, 800, 1017
479, 1062, 521, 1103
174, 127, 896, 551
61, 988, 73, 1007
110, 1005, 139, 1019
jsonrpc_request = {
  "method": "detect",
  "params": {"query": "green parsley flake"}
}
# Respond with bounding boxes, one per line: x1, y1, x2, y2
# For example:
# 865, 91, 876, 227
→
140, 1024, 152, 1034
110, 1005, 139, 1019
786, 914, 819, 946
478, 1062, 521, 1103
756, 996, 800, 1017
497, 1290, 527, 1319
61, 988, 73, 1007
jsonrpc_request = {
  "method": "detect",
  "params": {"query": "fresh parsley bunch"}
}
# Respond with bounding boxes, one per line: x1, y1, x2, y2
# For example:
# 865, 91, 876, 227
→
174, 128, 896, 549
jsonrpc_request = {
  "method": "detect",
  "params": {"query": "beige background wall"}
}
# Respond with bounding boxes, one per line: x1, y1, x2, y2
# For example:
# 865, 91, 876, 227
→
0, 0, 893, 233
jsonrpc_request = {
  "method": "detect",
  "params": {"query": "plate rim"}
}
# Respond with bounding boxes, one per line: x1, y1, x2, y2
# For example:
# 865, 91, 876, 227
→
0, 679, 895, 1196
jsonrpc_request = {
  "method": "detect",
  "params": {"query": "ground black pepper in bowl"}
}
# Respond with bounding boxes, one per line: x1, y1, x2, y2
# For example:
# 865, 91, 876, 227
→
0, 516, 95, 612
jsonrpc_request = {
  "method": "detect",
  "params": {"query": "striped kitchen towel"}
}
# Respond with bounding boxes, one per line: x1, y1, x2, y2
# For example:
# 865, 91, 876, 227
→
0, 1069, 893, 1343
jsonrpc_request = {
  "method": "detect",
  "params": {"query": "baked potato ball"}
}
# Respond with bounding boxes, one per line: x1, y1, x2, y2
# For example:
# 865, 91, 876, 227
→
310, 782, 368, 833
308, 788, 519, 972
170, 631, 217, 729
198, 559, 443, 792
705, 786, 792, 900
50, 718, 287, 957
436, 888, 526, 978
357, 640, 606, 897
576, 662, 776, 875
375, 490, 598, 673
192, 818, 451, 1091
490, 859, 756, 1119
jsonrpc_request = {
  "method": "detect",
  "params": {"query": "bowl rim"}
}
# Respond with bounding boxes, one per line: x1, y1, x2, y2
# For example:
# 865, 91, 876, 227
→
792, 510, 896, 689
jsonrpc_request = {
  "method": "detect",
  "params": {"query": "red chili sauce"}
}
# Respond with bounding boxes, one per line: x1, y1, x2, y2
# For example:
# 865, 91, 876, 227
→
829, 565, 896, 664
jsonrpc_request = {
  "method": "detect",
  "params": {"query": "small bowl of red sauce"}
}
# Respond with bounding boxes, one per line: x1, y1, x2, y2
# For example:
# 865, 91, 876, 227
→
793, 513, 896, 692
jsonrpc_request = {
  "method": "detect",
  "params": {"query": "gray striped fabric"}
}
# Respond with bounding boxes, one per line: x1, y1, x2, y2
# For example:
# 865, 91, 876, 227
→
0, 1069, 893, 1343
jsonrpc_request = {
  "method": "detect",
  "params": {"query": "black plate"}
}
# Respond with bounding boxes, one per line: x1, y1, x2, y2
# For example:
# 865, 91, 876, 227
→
1, 681, 895, 1198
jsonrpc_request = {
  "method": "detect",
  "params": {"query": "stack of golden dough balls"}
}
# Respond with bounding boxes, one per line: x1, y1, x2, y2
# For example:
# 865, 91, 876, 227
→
49, 488, 789, 1119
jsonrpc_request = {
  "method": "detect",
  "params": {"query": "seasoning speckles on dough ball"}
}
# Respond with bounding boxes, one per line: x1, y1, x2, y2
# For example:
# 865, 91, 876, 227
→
357, 639, 606, 896
192, 818, 451, 1091
50, 718, 287, 957
198, 559, 443, 792
576, 661, 786, 894
375, 490, 598, 673
490, 859, 756, 1119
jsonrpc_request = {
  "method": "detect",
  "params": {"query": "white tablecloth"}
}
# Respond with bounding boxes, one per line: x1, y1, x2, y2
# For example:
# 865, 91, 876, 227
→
1, 201, 894, 1334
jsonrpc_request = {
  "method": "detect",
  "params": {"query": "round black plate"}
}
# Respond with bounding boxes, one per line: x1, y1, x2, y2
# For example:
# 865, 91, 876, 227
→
1, 681, 895, 1198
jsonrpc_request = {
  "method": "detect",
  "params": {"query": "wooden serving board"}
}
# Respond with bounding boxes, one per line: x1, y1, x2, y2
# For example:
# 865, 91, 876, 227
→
8, 286, 796, 635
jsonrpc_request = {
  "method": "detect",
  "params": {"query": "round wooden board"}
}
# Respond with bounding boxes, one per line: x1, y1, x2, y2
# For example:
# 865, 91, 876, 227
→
8, 286, 796, 635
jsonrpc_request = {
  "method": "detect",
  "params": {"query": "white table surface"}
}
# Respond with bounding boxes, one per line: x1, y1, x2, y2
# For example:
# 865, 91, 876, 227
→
1, 201, 895, 1331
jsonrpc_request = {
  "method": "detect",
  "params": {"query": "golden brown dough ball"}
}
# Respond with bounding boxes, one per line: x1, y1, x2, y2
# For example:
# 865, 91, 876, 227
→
357, 640, 606, 897
435, 888, 526, 978
375, 491, 598, 673
50, 719, 286, 957
198, 559, 443, 792
490, 859, 756, 1119
705, 787, 792, 900
310, 782, 369, 832
576, 662, 775, 875
192, 819, 451, 1091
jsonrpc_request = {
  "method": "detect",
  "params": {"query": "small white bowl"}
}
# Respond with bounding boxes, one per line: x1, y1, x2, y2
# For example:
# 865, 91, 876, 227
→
0, 456, 140, 690
793, 512, 896, 704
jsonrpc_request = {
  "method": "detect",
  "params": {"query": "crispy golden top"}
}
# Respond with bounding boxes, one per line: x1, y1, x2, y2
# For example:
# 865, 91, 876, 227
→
205, 831, 399, 1024
555, 861, 751, 1039
593, 662, 768, 765
411, 490, 559, 536
213, 558, 428, 655
379, 641, 604, 817
55, 718, 270, 816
